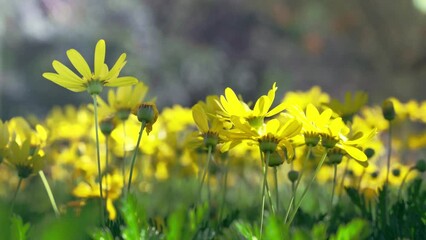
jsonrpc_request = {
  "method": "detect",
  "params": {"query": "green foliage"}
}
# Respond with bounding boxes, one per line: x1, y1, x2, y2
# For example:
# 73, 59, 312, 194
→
330, 219, 370, 240
10, 214, 30, 240
91, 228, 114, 240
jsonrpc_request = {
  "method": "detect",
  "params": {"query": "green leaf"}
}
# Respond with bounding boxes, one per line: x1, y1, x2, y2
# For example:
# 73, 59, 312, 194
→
330, 219, 370, 240
10, 214, 30, 240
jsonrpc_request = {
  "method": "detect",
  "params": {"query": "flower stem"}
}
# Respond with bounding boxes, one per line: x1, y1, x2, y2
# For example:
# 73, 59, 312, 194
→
329, 164, 338, 214
198, 146, 213, 203
105, 136, 109, 206
38, 170, 60, 217
384, 121, 392, 226
397, 167, 415, 200
274, 166, 279, 213
10, 178, 23, 213
260, 151, 271, 240
127, 122, 146, 193
92, 95, 104, 224
284, 146, 312, 222
386, 123, 392, 185
287, 151, 328, 226
218, 158, 229, 224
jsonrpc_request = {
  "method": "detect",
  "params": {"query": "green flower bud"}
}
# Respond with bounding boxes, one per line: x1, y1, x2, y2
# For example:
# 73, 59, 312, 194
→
328, 148, 343, 165
415, 159, 426, 172
371, 171, 378, 179
288, 170, 299, 183
364, 148, 375, 159
137, 103, 157, 124
382, 99, 396, 121
268, 151, 284, 167
100, 117, 115, 136
116, 109, 131, 121
392, 168, 401, 177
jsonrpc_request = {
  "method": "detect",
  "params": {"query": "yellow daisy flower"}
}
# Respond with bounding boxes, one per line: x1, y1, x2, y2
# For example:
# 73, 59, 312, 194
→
217, 82, 287, 128
42, 39, 138, 95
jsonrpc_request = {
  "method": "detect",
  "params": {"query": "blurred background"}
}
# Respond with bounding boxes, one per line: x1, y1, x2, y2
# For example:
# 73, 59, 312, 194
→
1, 0, 426, 119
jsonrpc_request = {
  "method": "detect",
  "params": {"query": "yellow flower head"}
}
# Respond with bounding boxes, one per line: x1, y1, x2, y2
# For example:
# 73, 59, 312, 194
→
325, 91, 368, 123
192, 102, 227, 149
217, 82, 287, 129
7, 140, 45, 178
43, 39, 138, 95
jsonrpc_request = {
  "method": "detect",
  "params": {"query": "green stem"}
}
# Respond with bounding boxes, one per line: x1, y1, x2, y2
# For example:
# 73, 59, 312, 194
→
38, 170, 60, 217
127, 122, 146, 193
10, 178, 23, 213
198, 146, 213, 202
384, 121, 392, 226
287, 151, 328, 226
329, 164, 338, 214
274, 167, 279, 213
357, 168, 366, 191
284, 146, 312, 223
218, 158, 229, 223
105, 136, 109, 208
386, 123, 392, 185
260, 151, 271, 240
92, 95, 104, 224
397, 167, 415, 200
337, 159, 349, 203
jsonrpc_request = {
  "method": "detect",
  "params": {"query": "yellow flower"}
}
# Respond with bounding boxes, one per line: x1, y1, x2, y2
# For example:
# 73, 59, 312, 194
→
95, 82, 150, 121
226, 114, 302, 158
325, 91, 368, 123
42, 39, 138, 94
281, 86, 330, 110
217, 82, 287, 128
73, 172, 124, 220
192, 102, 227, 149
6, 140, 45, 178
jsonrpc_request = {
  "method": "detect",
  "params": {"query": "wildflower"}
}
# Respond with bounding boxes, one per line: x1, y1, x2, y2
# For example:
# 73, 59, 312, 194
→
325, 91, 368, 123
281, 86, 330, 110
73, 172, 124, 220
7, 140, 45, 179
136, 102, 159, 135
216, 82, 287, 129
226, 114, 302, 158
192, 102, 226, 149
42, 39, 138, 95
382, 99, 396, 121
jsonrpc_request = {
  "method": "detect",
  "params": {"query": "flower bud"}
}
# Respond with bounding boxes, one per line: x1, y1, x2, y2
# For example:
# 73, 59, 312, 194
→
100, 117, 115, 136
328, 148, 343, 165
268, 151, 284, 167
392, 168, 401, 177
382, 99, 395, 121
288, 170, 299, 183
137, 103, 158, 124
364, 148, 375, 159
116, 109, 131, 121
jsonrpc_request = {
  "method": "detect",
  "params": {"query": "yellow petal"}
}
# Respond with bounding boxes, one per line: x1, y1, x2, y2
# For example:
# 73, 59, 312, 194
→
66, 49, 92, 80
192, 104, 209, 132
266, 102, 287, 117
94, 39, 106, 78
105, 53, 127, 79
42, 73, 86, 92
52, 60, 84, 83
253, 96, 270, 116
340, 144, 367, 161
104, 76, 138, 87
106, 199, 117, 220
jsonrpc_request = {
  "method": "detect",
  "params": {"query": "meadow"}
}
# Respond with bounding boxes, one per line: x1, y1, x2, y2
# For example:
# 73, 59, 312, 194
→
0, 39, 425, 240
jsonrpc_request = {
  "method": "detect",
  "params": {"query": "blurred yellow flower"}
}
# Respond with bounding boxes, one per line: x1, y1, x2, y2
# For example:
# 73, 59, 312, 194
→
281, 86, 330, 110
43, 39, 138, 94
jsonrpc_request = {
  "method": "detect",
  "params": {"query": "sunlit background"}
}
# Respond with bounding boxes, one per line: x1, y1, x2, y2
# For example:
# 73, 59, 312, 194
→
1, 0, 426, 118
